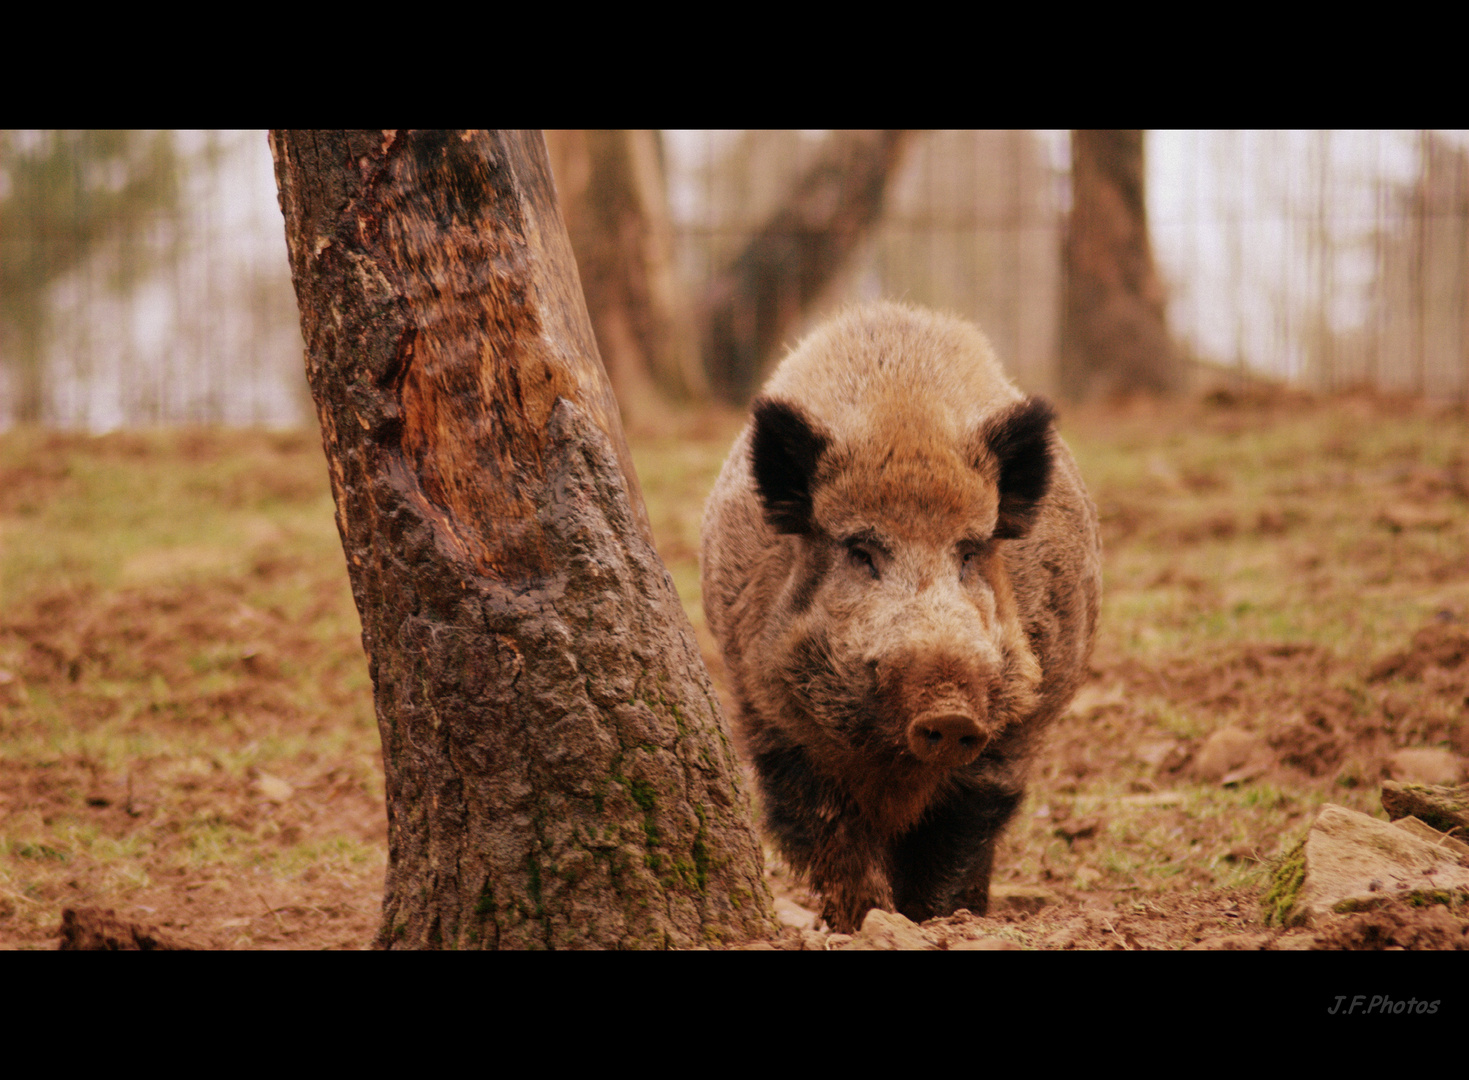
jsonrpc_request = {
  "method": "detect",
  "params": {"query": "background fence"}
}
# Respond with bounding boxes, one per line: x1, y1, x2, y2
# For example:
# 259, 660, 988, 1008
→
0, 130, 308, 430
2, 130, 1466, 430
1148, 130, 1469, 401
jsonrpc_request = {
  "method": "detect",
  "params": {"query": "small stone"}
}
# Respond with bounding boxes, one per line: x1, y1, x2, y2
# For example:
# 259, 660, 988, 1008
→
1390, 816, 1469, 865
799, 930, 828, 951
1287, 803, 1469, 925
254, 773, 294, 802
1381, 780, 1469, 833
1193, 727, 1267, 783
1386, 749, 1464, 787
1054, 815, 1103, 841
773, 895, 820, 930
844, 908, 937, 951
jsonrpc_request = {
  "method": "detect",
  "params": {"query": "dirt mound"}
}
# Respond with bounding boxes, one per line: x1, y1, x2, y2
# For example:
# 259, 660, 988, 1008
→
1369, 620, 1469, 682
1311, 901, 1469, 950
58, 907, 200, 950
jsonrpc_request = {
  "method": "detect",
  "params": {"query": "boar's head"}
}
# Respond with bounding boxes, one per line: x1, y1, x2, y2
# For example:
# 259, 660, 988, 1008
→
746, 392, 1055, 801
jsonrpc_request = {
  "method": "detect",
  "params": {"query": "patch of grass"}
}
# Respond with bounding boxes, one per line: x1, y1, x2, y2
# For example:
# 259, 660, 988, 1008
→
269, 836, 382, 877
1023, 395, 1469, 914
0, 427, 384, 948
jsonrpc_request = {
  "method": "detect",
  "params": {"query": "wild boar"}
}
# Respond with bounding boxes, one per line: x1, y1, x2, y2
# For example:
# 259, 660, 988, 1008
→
700, 302, 1101, 932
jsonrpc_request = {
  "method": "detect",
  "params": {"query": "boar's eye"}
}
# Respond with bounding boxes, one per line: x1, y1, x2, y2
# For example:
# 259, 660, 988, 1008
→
957, 543, 987, 583
844, 541, 880, 580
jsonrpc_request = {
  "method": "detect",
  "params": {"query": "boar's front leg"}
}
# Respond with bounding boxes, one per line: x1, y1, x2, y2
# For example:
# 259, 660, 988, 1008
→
888, 776, 1025, 922
811, 821, 896, 934
753, 741, 894, 933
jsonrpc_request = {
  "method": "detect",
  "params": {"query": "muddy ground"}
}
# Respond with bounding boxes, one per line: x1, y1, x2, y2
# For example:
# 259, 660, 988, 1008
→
1, 390, 1467, 950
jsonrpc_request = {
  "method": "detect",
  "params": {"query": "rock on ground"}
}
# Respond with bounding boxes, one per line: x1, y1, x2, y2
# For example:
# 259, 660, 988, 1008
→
1283, 803, 1469, 925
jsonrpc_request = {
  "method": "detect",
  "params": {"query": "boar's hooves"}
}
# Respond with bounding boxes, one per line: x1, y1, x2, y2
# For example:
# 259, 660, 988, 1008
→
906, 712, 988, 767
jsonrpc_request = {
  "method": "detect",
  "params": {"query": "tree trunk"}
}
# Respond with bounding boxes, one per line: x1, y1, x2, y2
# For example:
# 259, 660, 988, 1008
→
543, 130, 705, 425
700, 130, 913, 403
1060, 129, 1179, 400
270, 129, 775, 950
6, 323, 44, 425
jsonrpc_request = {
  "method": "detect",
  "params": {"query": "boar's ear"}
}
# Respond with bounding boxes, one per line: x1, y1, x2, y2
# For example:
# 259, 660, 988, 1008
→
981, 396, 1055, 540
750, 397, 830, 535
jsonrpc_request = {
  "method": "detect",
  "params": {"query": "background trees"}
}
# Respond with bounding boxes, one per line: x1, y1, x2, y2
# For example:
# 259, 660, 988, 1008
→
10, 129, 1467, 429
542, 130, 705, 424
547, 129, 914, 410
0, 131, 180, 423
0, 130, 305, 429
694, 129, 913, 402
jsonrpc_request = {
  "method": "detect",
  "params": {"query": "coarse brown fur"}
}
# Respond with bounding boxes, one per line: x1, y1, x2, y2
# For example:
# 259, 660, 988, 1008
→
701, 302, 1102, 931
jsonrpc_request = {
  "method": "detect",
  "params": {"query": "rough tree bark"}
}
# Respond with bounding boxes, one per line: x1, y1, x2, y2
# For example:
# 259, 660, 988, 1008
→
543, 130, 705, 423
701, 130, 913, 403
270, 129, 775, 949
1060, 129, 1179, 401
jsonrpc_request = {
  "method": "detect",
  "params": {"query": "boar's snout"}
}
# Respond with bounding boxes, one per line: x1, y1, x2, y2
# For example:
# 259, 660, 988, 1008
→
906, 710, 988, 767
874, 648, 996, 769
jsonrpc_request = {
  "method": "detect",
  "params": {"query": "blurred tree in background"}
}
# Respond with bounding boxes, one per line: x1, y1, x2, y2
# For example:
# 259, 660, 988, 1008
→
695, 129, 913, 403
0, 130, 181, 423
1060, 129, 1179, 401
549, 129, 913, 410
544, 130, 705, 426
